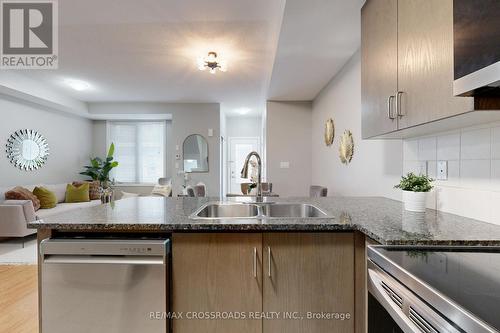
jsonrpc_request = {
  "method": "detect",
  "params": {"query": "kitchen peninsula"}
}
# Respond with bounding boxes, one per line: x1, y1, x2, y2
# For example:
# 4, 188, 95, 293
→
29, 197, 500, 333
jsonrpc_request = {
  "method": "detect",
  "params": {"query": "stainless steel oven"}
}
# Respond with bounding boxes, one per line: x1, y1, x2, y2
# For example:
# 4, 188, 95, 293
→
40, 238, 170, 333
368, 246, 500, 333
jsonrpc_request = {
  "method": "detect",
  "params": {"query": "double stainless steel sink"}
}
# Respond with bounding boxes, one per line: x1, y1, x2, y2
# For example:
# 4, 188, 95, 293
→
191, 202, 328, 219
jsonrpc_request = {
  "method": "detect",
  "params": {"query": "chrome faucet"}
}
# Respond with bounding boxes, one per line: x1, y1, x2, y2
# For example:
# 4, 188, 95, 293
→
241, 151, 263, 202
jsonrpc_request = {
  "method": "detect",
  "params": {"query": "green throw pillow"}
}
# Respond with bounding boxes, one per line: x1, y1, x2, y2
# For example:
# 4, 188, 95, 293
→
65, 183, 90, 203
33, 187, 57, 209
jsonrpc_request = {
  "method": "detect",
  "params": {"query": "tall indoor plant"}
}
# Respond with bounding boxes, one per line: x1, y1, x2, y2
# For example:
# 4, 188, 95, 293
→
395, 172, 433, 212
80, 143, 119, 189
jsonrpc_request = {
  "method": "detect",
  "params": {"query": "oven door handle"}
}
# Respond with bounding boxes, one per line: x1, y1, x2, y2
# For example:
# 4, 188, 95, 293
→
368, 268, 423, 333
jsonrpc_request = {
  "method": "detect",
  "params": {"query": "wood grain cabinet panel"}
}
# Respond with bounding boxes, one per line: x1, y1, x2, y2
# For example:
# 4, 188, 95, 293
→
172, 233, 263, 333
262, 233, 355, 333
397, 0, 473, 129
361, 0, 399, 139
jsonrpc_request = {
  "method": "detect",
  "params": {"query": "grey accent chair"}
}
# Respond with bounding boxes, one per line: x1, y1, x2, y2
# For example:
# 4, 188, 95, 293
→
310, 185, 328, 197
187, 185, 206, 197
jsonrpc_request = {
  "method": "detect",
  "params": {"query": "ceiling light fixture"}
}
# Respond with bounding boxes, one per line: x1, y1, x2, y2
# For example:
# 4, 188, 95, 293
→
64, 79, 91, 91
197, 52, 227, 74
237, 107, 251, 115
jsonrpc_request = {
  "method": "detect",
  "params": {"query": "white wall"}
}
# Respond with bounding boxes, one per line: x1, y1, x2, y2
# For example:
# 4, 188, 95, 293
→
0, 96, 93, 187
226, 116, 262, 138
89, 102, 221, 196
267, 101, 312, 196
311, 51, 403, 200
404, 123, 500, 225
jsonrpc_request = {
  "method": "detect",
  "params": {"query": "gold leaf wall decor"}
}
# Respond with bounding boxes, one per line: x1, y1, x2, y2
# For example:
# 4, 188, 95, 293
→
324, 118, 334, 146
339, 130, 354, 164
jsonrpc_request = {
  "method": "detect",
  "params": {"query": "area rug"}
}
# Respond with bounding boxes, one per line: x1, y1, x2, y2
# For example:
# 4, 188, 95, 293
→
0, 237, 37, 265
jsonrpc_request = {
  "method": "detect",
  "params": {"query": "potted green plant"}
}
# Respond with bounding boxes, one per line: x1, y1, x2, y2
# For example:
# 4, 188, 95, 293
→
394, 172, 433, 212
80, 143, 119, 189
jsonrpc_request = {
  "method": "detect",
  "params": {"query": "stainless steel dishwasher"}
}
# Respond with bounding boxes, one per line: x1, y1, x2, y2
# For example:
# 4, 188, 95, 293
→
40, 237, 170, 333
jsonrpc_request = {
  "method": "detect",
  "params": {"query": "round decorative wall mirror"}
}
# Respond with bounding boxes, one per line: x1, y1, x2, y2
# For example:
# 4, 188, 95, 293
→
6, 129, 49, 171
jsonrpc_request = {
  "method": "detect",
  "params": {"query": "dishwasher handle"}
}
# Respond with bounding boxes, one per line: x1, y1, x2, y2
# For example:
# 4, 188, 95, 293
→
40, 238, 170, 257
43, 255, 166, 265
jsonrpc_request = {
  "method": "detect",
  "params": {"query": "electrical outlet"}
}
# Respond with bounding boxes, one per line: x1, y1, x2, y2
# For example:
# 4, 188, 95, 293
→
437, 161, 448, 180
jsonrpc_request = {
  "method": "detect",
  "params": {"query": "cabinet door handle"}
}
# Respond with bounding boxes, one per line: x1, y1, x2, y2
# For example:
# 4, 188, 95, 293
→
267, 246, 271, 278
387, 95, 396, 120
396, 91, 404, 118
253, 247, 257, 278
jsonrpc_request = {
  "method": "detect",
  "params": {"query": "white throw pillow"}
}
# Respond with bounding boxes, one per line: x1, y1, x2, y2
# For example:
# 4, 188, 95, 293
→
151, 185, 172, 197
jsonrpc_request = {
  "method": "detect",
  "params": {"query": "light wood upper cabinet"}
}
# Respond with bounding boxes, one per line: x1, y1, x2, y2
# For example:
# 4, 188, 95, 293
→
397, 0, 473, 129
263, 233, 355, 333
361, 0, 398, 139
172, 233, 263, 333
362, 0, 474, 138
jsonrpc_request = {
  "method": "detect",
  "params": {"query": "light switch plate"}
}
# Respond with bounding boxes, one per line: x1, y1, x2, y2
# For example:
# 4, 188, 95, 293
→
208, 128, 213, 137
280, 161, 290, 169
437, 161, 448, 180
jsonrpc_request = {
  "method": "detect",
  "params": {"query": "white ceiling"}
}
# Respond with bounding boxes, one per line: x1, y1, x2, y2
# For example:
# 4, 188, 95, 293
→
13, 0, 363, 116
268, 0, 365, 101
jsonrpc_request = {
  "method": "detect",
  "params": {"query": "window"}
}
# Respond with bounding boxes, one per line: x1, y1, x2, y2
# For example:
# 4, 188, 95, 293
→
107, 121, 166, 183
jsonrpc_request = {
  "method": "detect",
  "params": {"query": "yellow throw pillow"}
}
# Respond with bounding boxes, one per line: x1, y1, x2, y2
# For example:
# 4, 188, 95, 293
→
33, 187, 57, 209
65, 183, 90, 203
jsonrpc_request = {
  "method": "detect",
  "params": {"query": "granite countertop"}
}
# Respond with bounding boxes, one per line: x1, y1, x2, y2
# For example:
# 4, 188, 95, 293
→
27, 196, 500, 246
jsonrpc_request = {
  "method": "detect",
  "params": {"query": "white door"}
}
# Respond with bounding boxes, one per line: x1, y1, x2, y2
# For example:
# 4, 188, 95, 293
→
228, 137, 261, 194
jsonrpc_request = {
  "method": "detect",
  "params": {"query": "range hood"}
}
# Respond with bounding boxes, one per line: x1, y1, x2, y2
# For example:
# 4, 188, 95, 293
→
453, 0, 500, 99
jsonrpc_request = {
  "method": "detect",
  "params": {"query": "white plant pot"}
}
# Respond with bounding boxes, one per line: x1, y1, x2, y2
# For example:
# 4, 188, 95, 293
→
402, 190, 427, 212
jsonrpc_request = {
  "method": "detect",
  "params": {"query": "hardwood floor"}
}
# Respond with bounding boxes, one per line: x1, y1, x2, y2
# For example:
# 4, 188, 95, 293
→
0, 265, 38, 333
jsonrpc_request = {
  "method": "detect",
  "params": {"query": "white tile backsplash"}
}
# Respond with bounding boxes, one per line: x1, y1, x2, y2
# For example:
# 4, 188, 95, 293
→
427, 161, 437, 179
437, 133, 460, 160
403, 124, 500, 225
460, 160, 490, 188
460, 128, 491, 160
446, 160, 460, 184
403, 140, 419, 161
490, 160, 500, 189
492, 127, 500, 159
418, 137, 437, 161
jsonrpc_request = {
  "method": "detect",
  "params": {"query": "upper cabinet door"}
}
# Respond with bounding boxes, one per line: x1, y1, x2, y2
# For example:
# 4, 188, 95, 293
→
263, 233, 354, 333
397, 0, 473, 129
361, 0, 398, 139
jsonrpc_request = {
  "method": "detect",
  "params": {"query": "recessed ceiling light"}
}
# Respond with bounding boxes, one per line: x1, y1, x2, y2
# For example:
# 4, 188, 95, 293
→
237, 108, 251, 115
64, 79, 91, 91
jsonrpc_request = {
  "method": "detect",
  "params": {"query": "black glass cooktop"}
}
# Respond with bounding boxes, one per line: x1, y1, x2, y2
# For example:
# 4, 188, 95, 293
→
376, 247, 500, 331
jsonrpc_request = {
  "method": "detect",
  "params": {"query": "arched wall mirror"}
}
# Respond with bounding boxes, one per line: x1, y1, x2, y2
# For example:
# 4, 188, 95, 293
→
183, 134, 209, 173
